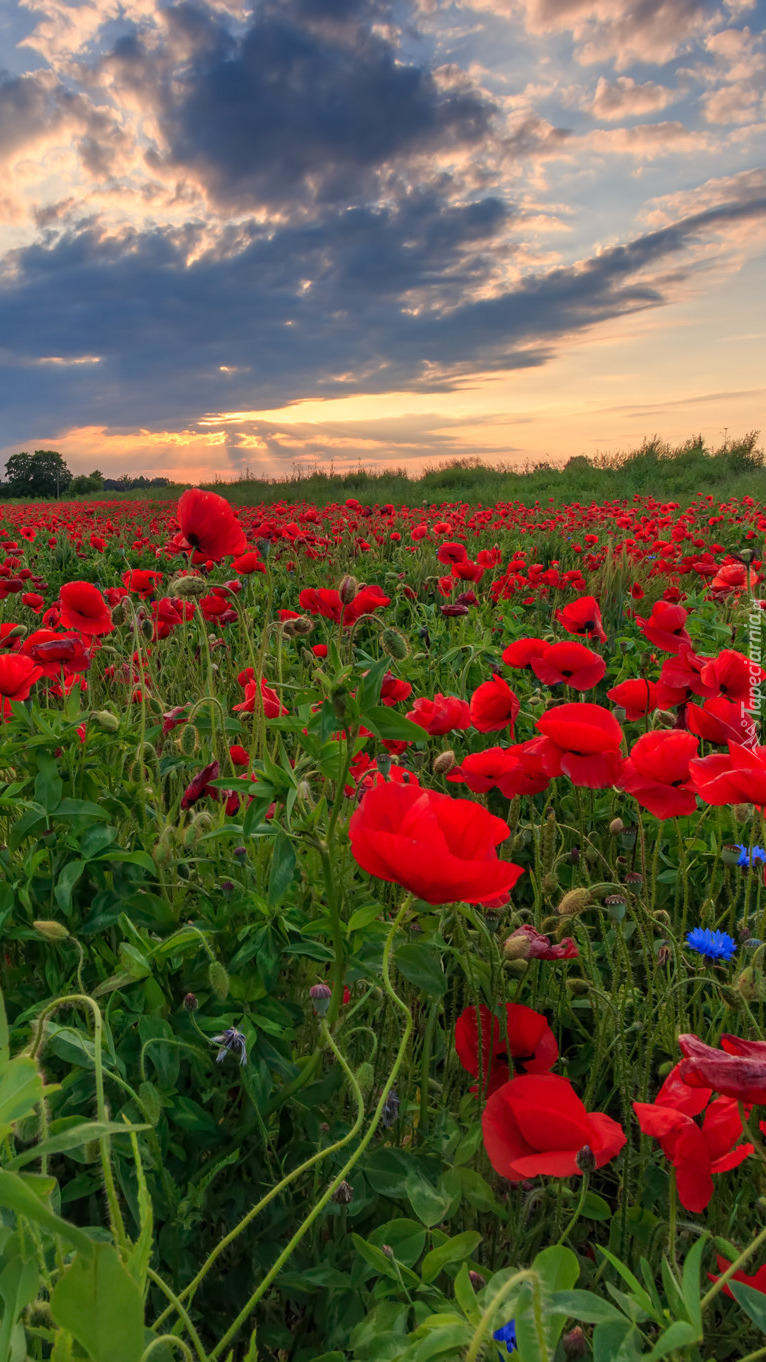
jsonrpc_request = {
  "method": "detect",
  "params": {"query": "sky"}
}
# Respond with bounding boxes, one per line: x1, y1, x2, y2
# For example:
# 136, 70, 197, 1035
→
0, 0, 765, 484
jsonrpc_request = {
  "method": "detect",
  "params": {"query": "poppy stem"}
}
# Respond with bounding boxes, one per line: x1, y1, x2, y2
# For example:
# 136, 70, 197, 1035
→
555, 1172, 590, 1248
463, 1268, 537, 1362
668, 1167, 678, 1268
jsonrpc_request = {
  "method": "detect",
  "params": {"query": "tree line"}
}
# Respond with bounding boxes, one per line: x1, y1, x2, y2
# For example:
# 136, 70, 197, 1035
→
0, 451, 171, 499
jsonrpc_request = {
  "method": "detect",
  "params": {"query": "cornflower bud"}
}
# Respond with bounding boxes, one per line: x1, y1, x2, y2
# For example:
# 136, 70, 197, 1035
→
331, 1180, 354, 1205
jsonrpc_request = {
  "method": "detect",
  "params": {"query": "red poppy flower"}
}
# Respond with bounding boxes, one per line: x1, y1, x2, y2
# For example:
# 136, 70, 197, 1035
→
699, 650, 765, 708
678, 1032, 766, 1104
686, 696, 756, 747
406, 693, 471, 736
633, 1062, 752, 1212
554, 596, 607, 643
534, 702, 624, 789
607, 678, 659, 719
181, 760, 220, 810
58, 582, 114, 637
635, 602, 691, 654
21, 630, 90, 678
0, 653, 43, 716
233, 675, 288, 718
21, 593, 45, 614
298, 585, 390, 627
455, 1002, 558, 1095
229, 744, 250, 766
436, 542, 468, 566
502, 637, 548, 669
483, 1073, 625, 1181
708, 1255, 766, 1300
122, 569, 163, 598
232, 551, 266, 575
469, 674, 520, 733
446, 747, 522, 794
348, 782, 524, 905
690, 741, 766, 805
618, 730, 699, 819
379, 673, 412, 706
532, 641, 606, 691
177, 489, 248, 561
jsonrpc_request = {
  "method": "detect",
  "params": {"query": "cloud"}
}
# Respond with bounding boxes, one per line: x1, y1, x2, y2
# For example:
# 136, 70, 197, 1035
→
582, 120, 714, 158
588, 75, 678, 119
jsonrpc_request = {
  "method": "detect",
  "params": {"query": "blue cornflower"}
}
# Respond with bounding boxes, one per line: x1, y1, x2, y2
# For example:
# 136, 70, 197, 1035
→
735, 843, 766, 867
211, 1027, 248, 1065
493, 1318, 517, 1355
685, 928, 737, 964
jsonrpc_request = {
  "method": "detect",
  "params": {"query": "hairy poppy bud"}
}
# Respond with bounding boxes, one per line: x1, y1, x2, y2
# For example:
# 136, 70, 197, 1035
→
290, 615, 314, 636
609, 817, 624, 835
556, 888, 592, 917
732, 803, 753, 824
310, 982, 332, 1016
541, 872, 559, 894
338, 575, 358, 604
433, 750, 456, 775
575, 1144, 596, 1174
562, 1326, 588, 1358
170, 575, 207, 599
503, 934, 532, 961
183, 992, 198, 1011
208, 961, 229, 1001
89, 709, 120, 732
179, 723, 198, 756
33, 919, 69, 941
355, 1061, 374, 1100
381, 628, 409, 660
737, 966, 763, 1002
565, 978, 590, 996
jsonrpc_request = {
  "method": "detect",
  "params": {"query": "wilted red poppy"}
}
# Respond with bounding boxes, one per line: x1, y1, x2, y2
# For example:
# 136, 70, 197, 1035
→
455, 1002, 558, 1095
607, 678, 659, 719
633, 1062, 752, 1213
469, 674, 520, 733
181, 760, 220, 810
554, 596, 607, 643
505, 924, 578, 960
178, 488, 248, 561
535, 702, 624, 789
678, 1032, 766, 1104
635, 602, 691, 654
532, 641, 606, 691
348, 782, 524, 905
483, 1073, 625, 1180
59, 582, 114, 637
618, 730, 699, 819
406, 693, 471, 736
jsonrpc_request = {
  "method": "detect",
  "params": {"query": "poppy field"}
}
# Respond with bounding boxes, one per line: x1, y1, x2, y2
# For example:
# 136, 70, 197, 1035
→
3, 486, 766, 1361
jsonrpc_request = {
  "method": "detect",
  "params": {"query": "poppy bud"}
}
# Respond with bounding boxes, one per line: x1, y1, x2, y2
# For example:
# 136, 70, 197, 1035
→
208, 961, 229, 1000
556, 888, 592, 917
468, 1270, 486, 1290
310, 982, 332, 1016
381, 628, 409, 660
575, 1144, 596, 1174
331, 1180, 354, 1204
738, 547, 757, 565
562, 1326, 588, 1358
732, 803, 754, 824
170, 575, 207, 599
653, 709, 677, 729
609, 817, 624, 835
179, 723, 198, 756
33, 919, 69, 941
506, 959, 528, 978
356, 1061, 374, 1099
291, 615, 314, 636
737, 966, 763, 1002
140, 618, 153, 641
541, 872, 559, 894
338, 575, 358, 604
565, 978, 590, 996
503, 934, 532, 961
183, 992, 198, 1011
89, 709, 120, 732
5, 624, 26, 639
139, 1080, 161, 1126
433, 750, 456, 775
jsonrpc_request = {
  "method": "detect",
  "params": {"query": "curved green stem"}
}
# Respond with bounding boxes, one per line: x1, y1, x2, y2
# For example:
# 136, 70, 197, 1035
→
556, 1173, 590, 1248
464, 1269, 537, 1362
146, 1267, 209, 1362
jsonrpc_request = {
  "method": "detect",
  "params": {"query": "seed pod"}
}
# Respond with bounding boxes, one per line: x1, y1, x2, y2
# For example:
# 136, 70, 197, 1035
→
555, 888, 592, 917
611, 705, 627, 724
721, 844, 742, 866
139, 1080, 162, 1126
433, 750, 456, 776
732, 803, 754, 825
208, 961, 229, 1001
310, 982, 332, 1016
33, 919, 70, 941
381, 628, 409, 660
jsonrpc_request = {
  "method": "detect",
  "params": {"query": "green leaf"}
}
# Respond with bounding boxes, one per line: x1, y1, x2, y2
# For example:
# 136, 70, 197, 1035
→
357, 657, 390, 712
405, 1174, 452, 1229
681, 1232, 708, 1333
35, 756, 63, 813
53, 799, 110, 821
599, 1246, 657, 1319
364, 706, 428, 742
731, 1279, 766, 1334
54, 859, 87, 914
267, 832, 296, 907
348, 901, 384, 934
643, 1320, 702, 1361
0, 1057, 44, 1134
6, 1121, 148, 1170
454, 1262, 481, 1325
421, 1230, 482, 1284
592, 1319, 643, 1362
580, 1191, 612, 1221
50, 1244, 144, 1362
0, 1170, 94, 1253
351, 1233, 404, 1283
0, 1237, 39, 1362
368, 1218, 427, 1268
396, 942, 447, 997
0, 984, 7, 1076
532, 1245, 579, 1294
547, 1289, 625, 1325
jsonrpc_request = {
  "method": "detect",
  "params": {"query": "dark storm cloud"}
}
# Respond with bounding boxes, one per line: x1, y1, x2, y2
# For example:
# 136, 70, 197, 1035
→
2, 187, 764, 443
109, 0, 496, 209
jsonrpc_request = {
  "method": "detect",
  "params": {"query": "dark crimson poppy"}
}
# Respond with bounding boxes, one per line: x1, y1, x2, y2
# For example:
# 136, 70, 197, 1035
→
469, 674, 520, 733
483, 1073, 625, 1181
554, 596, 607, 643
532, 641, 606, 691
348, 781, 524, 905
455, 1002, 558, 1094
633, 1062, 752, 1213
618, 730, 699, 819
690, 741, 766, 805
505, 924, 578, 960
635, 601, 691, 654
607, 678, 659, 719
59, 582, 114, 637
162, 706, 189, 734
535, 702, 624, 789
178, 489, 248, 561
0, 653, 43, 716
502, 637, 548, 669
406, 693, 471, 736
678, 1032, 766, 1104
181, 760, 220, 810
